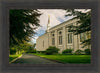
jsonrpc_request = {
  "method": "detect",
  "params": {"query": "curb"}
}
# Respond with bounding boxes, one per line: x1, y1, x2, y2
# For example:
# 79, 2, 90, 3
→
9, 54, 22, 64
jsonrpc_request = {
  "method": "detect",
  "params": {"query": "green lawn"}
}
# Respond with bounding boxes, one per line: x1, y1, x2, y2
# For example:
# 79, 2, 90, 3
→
32, 53, 91, 64
9, 54, 22, 62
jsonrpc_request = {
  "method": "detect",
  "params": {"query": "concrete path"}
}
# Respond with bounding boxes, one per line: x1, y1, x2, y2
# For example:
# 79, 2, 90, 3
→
12, 54, 61, 64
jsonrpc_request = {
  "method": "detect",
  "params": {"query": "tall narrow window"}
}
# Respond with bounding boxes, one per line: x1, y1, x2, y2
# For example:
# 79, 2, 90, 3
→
43, 41, 44, 47
52, 38, 55, 45
59, 31, 62, 45
52, 34, 55, 45
80, 33, 86, 42
80, 33, 83, 42
68, 33, 72, 43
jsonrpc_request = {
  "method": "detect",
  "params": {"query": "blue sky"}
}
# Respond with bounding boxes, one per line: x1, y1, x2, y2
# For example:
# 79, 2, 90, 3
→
30, 9, 73, 43
30, 9, 91, 43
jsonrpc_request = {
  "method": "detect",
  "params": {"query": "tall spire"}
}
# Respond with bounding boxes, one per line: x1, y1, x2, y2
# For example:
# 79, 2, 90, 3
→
47, 15, 50, 32
48, 15, 50, 24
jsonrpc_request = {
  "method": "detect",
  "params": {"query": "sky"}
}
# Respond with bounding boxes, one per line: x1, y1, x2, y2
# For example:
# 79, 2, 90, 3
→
31, 9, 91, 43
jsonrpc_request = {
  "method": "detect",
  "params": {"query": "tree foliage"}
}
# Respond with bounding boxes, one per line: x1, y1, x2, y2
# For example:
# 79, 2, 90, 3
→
10, 42, 35, 54
66, 9, 91, 47
84, 48, 91, 55
9, 9, 41, 46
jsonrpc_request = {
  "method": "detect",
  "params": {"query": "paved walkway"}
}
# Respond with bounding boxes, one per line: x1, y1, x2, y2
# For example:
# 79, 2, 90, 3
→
12, 54, 61, 64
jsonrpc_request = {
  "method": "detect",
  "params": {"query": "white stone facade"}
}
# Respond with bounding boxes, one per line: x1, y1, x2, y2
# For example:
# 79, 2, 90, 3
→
36, 18, 91, 53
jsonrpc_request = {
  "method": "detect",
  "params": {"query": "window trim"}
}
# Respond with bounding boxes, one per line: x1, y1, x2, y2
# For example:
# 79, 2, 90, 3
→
68, 33, 73, 44
58, 31, 62, 45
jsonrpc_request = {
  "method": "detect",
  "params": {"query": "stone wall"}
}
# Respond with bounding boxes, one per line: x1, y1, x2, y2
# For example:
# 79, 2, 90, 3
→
36, 33, 49, 51
36, 18, 91, 53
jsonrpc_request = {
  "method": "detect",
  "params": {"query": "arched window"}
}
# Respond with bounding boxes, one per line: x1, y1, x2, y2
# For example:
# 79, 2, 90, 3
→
52, 34, 54, 36
59, 31, 62, 34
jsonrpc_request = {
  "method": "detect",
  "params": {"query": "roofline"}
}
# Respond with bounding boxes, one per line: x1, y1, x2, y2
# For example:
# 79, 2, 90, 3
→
37, 32, 47, 38
49, 17, 77, 30
37, 17, 77, 38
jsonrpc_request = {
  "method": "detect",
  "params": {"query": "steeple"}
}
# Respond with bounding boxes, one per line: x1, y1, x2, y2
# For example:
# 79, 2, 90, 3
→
47, 15, 50, 32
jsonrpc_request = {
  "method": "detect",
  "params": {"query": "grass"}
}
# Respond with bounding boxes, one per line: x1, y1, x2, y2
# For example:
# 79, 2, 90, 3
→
9, 54, 22, 62
31, 53, 91, 64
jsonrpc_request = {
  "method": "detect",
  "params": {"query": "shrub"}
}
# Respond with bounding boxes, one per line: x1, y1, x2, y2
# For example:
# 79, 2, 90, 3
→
84, 49, 91, 55
36, 51, 46, 54
62, 49, 73, 55
45, 46, 59, 55
10, 47, 17, 54
74, 49, 83, 55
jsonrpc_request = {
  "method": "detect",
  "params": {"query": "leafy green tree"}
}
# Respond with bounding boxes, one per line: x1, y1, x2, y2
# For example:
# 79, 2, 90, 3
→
66, 9, 91, 47
9, 9, 41, 46
33, 43, 36, 49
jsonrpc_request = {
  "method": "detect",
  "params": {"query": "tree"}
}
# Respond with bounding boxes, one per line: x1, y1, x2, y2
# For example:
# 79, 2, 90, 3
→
33, 43, 36, 49
66, 9, 91, 47
9, 9, 41, 46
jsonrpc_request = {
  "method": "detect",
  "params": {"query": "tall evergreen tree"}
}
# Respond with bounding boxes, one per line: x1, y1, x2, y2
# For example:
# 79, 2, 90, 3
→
66, 9, 91, 47
9, 9, 41, 46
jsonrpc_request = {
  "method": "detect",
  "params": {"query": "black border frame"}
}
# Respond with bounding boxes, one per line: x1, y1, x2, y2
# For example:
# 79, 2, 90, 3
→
0, 0, 100, 73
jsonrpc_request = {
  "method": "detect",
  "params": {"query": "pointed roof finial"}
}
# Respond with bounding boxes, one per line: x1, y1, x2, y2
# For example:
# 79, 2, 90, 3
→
47, 15, 50, 32
48, 15, 50, 24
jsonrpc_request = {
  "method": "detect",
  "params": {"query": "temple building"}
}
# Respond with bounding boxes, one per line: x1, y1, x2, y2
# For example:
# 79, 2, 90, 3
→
36, 16, 91, 53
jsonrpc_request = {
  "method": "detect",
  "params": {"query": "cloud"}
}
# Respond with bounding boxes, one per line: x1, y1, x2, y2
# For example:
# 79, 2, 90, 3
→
31, 9, 74, 43
31, 9, 91, 43
31, 36, 38, 43
75, 9, 91, 13
39, 9, 67, 25
35, 9, 70, 34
